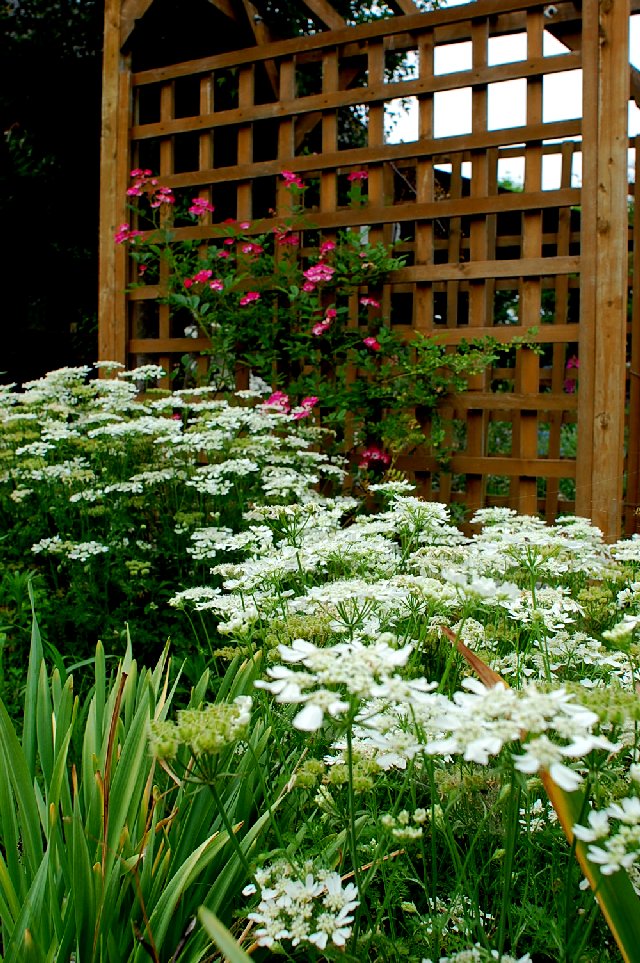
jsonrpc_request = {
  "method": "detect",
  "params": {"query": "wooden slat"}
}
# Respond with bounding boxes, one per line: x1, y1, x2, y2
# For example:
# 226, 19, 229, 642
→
512, 8, 543, 514
130, 56, 582, 131
398, 454, 577, 478
129, 338, 212, 352
151, 121, 582, 183
545, 140, 576, 522
464, 17, 491, 515
131, 193, 582, 238
452, 392, 577, 412
236, 64, 255, 221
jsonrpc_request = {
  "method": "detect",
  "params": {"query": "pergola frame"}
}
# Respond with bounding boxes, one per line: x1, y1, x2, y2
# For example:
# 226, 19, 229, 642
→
99, 0, 639, 539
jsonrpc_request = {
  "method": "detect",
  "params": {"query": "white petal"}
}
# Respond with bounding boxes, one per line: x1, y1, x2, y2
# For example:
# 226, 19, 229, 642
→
293, 703, 325, 731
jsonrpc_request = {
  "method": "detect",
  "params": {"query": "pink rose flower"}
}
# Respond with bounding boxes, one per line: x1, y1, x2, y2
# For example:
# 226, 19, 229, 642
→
359, 445, 391, 470
264, 391, 290, 413
209, 279, 224, 291
241, 242, 264, 256
281, 170, 304, 188
312, 320, 331, 337
188, 197, 215, 216
239, 291, 261, 306
303, 263, 336, 284
363, 336, 381, 351
114, 223, 143, 244
360, 297, 380, 308
348, 170, 368, 182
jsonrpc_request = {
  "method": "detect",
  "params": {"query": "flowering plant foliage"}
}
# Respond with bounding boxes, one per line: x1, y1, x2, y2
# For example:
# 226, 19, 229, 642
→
3, 369, 640, 959
117, 170, 499, 467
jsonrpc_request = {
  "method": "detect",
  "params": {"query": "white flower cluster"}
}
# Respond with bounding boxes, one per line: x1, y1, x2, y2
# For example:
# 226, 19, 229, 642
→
423, 948, 531, 963
31, 535, 109, 562
574, 769, 640, 874
255, 633, 422, 731
257, 635, 620, 789
243, 861, 359, 950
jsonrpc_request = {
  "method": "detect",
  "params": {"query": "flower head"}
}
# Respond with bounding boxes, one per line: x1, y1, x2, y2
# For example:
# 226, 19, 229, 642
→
312, 320, 332, 337
363, 337, 381, 351
239, 291, 261, 306
359, 445, 391, 470
263, 391, 290, 413
188, 197, 215, 216
114, 223, 143, 244
281, 170, 304, 188
304, 263, 336, 284
348, 170, 368, 182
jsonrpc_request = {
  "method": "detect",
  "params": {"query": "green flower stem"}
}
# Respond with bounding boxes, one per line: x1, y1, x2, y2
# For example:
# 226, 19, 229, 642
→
345, 720, 362, 896
205, 763, 255, 885
497, 768, 520, 956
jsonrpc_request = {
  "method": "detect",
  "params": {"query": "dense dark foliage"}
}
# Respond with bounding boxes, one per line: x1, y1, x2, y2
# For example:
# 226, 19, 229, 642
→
1, 0, 104, 384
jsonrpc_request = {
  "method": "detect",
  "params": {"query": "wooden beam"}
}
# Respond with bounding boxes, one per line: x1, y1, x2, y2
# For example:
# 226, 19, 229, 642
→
298, 0, 346, 31
206, 0, 242, 22
577, 0, 630, 539
239, 0, 280, 96
388, 0, 422, 14
120, 0, 154, 46
99, 0, 130, 365
626, 138, 640, 531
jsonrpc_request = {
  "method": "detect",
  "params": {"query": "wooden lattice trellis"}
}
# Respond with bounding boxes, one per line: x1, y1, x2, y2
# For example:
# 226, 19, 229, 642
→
99, 0, 639, 539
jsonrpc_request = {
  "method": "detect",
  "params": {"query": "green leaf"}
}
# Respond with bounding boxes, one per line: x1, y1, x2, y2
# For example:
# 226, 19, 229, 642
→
23, 586, 45, 779
197, 907, 253, 962
3, 850, 49, 963
540, 771, 640, 963
103, 678, 152, 881
0, 699, 44, 878
71, 792, 96, 962
139, 830, 229, 956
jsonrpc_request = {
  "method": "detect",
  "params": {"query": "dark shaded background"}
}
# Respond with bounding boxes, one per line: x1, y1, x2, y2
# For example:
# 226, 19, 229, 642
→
1, 0, 103, 385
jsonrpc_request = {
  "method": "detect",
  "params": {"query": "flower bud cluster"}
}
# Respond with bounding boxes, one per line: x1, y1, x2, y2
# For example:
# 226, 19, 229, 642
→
380, 808, 429, 841
148, 696, 252, 760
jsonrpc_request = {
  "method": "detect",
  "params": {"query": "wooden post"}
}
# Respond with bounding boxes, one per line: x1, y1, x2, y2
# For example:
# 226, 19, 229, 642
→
577, 0, 630, 539
98, 0, 130, 366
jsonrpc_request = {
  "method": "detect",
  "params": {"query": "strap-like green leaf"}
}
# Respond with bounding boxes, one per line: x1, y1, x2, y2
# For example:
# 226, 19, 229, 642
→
23, 586, 45, 779
0, 699, 44, 877
197, 907, 253, 962
3, 849, 49, 963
